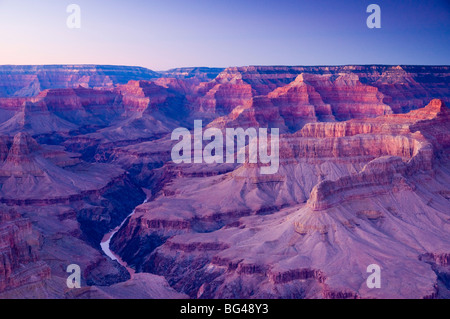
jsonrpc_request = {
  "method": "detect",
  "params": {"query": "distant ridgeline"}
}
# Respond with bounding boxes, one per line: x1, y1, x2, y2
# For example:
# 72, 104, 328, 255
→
0, 65, 225, 97
0, 64, 448, 103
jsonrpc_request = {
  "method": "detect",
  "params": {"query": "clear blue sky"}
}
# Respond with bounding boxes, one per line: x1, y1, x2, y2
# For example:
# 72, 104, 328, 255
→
0, 0, 449, 70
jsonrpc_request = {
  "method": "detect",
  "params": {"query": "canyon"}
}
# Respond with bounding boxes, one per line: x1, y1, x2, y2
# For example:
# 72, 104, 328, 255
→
0, 64, 449, 299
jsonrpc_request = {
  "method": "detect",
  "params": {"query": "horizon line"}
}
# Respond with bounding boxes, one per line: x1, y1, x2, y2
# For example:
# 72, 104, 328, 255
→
0, 63, 449, 73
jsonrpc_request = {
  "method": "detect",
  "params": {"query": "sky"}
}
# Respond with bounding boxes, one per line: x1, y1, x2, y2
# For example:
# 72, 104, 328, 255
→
0, 0, 449, 70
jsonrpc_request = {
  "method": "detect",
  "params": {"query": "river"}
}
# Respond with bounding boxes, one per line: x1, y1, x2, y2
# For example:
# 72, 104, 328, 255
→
100, 198, 148, 275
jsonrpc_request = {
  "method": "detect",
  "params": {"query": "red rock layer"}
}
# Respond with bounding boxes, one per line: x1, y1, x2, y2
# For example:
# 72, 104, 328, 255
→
0, 209, 50, 293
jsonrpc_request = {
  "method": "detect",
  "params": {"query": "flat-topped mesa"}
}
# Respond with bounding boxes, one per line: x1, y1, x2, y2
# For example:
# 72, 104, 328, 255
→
277, 134, 421, 166
114, 80, 152, 112
275, 106, 433, 165
33, 87, 118, 111
114, 80, 176, 112
194, 77, 254, 115
115, 80, 157, 95
34, 88, 83, 106
299, 98, 449, 139
307, 156, 413, 211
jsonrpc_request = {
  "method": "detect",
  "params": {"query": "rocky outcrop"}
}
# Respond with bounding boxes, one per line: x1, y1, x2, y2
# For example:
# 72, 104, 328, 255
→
194, 76, 254, 115
0, 208, 50, 293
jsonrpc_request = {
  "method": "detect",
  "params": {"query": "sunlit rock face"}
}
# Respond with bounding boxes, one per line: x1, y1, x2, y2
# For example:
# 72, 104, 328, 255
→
0, 64, 449, 299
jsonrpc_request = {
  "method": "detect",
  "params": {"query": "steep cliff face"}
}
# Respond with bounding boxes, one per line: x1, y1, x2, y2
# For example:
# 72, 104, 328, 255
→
194, 76, 254, 115
294, 73, 392, 120
114, 80, 190, 120
0, 208, 50, 293
269, 74, 335, 128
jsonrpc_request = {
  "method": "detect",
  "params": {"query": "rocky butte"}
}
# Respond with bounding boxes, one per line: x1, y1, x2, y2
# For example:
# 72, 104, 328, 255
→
0, 64, 449, 299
